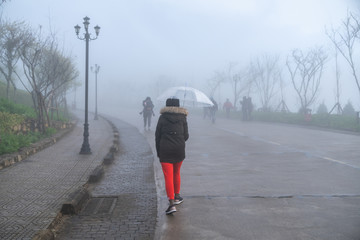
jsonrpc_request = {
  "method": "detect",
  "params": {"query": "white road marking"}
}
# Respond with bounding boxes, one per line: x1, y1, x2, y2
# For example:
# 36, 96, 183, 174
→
267, 141, 281, 146
217, 127, 245, 137
218, 127, 360, 170
321, 156, 360, 169
218, 127, 281, 145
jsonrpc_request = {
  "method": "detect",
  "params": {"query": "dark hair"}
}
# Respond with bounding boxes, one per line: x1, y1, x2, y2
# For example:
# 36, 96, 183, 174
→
166, 98, 180, 107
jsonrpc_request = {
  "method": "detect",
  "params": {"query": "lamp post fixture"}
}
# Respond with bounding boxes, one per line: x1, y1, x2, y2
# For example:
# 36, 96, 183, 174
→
233, 74, 239, 109
91, 64, 100, 120
74, 16, 100, 155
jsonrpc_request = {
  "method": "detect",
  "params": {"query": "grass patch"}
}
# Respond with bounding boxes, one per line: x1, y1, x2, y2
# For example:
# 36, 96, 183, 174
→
190, 108, 360, 132
0, 127, 57, 155
0, 98, 36, 118
0, 97, 62, 155
0, 132, 40, 154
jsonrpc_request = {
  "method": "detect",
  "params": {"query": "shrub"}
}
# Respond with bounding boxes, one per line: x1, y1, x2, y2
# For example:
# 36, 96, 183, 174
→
0, 112, 25, 133
343, 101, 356, 116
0, 133, 20, 154
317, 102, 328, 114
0, 98, 62, 155
0, 130, 51, 155
45, 127, 56, 136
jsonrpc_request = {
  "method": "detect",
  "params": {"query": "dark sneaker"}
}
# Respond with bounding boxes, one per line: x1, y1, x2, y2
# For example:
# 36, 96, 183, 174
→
165, 205, 176, 215
174, 196, 183, 205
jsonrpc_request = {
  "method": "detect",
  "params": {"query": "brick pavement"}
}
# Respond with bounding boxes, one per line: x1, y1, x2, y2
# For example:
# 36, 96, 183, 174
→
0, 112, 113, 239
54, 116, 157, 240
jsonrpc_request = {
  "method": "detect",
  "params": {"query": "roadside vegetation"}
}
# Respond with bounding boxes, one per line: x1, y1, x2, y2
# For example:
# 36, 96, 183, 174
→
0, 97, 59, 155
202, 10, 360, 129
0, 98, 42, 154
0, 15, 78, 155
244, 110, 359, 132
195, 101, 360, 133
0, 87, 67, 155
0, 19, 78, 134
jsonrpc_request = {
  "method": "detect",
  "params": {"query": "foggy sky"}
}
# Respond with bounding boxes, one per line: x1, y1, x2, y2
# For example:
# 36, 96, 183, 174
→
2, 0, 360, 112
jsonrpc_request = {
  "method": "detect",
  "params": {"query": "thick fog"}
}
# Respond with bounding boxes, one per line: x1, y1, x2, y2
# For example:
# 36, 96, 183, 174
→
3, 0, 360, 114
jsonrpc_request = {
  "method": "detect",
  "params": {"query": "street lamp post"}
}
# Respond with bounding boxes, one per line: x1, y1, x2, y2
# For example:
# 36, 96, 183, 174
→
91, 64, 100, 120
74, 16, 100, 155
233, 74, 239, 109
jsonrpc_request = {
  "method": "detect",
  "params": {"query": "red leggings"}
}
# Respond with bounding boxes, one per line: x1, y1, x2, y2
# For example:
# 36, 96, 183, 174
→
161, 161, 183, 200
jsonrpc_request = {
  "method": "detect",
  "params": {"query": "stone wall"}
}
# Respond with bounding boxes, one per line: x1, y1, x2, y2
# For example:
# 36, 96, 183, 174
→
11, 118, 73, 134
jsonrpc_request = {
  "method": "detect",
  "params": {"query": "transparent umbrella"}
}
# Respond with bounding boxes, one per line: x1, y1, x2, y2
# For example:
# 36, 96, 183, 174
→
157, 86, 213, 107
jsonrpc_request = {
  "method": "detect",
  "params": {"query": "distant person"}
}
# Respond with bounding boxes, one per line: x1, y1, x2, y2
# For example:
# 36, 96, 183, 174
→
155, 98, 189, 215
140, 97, 155, 130
246, 97, 253, 120
240, 96, 248, 121
223, 98, 233, 118
203, 106, 210, 119
209, 97, 218, 123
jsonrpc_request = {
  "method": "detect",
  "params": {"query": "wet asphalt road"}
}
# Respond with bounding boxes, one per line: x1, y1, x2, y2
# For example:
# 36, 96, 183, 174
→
109, 107, 360, 240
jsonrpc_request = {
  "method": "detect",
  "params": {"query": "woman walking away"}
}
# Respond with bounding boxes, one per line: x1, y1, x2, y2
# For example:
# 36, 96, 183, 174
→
155, 98, 189, 215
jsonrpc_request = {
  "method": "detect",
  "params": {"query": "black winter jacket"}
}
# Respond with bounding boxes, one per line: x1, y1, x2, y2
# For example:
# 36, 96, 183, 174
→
155, 106, 189, 163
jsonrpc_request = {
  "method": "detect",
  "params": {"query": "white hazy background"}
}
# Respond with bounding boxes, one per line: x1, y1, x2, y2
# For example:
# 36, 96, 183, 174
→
3, 0, 360, 113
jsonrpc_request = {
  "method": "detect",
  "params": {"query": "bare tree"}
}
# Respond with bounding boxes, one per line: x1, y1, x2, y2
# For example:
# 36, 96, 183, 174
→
326, 11, 360, 100
207, 70, 226, 98
18, 27, 48, 132
37, 45, 78, 122
55, 56, 78, 118
220, 61, 253, 109
328, 43, 343, 114
251, 54, 282, 111
18, 26, 78, 132
233, 70, 251, 109
225, 62, 239, 107
275, 75, 290, 112
286, 47, 328, 113
0, 0, 9, 6
0, 20, 28, 100
48, 60, 78, 120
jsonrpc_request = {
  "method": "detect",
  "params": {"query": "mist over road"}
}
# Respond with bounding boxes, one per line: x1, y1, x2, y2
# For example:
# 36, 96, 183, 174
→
106, 107, 360, 240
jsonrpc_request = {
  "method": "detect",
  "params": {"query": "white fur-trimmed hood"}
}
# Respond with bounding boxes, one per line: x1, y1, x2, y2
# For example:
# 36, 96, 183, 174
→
160, 106, 188, 116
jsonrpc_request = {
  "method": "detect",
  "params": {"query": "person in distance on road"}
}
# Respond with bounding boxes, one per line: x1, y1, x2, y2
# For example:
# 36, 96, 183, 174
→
155, 98, 189, 215
223, 98, 233, 118
140, 96, 155, 131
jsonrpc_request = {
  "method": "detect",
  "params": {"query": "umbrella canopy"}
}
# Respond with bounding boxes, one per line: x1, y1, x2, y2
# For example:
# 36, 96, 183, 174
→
157, 86, 214, 107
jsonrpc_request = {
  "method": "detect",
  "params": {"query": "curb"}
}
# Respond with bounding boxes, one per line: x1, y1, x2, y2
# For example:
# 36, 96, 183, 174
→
88, 165, 105, 183
31, 115, 120, 240
32, 230, 54, 240
103, 152, 115, 165
60, 187, 90, 215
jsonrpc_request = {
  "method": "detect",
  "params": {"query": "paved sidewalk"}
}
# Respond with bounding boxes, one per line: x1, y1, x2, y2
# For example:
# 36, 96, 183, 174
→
55, 115, 157, 239
0, 111, 113, 239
